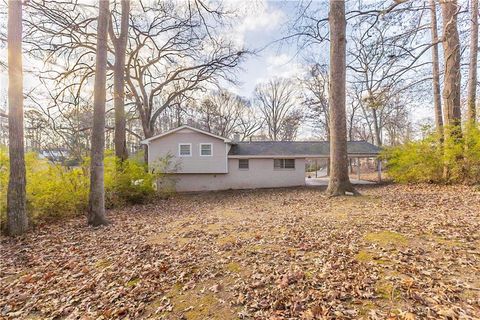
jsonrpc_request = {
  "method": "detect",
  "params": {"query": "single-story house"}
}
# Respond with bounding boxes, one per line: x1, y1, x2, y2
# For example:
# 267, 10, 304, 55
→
141, 125, 380, 192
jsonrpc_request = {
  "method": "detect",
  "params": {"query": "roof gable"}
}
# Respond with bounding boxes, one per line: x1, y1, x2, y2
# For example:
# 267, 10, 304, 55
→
141, 125, 231, 144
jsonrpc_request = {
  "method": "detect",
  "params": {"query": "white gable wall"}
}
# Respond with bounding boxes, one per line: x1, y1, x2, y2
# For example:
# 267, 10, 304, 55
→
173, 158, 306, 192
147, 128, 228, 174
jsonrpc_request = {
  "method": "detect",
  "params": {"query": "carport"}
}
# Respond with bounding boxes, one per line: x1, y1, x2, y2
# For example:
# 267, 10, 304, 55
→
302, 141, 382, 185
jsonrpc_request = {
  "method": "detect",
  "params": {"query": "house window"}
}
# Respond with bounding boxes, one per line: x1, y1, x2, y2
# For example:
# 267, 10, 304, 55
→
200, 143, 212, 156
239, 159, 249, 170
179, 143, 191, 157
274, 159, 295, 169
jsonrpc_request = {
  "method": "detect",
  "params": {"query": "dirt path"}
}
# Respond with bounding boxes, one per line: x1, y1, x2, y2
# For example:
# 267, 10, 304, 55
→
1, 184, 479, 319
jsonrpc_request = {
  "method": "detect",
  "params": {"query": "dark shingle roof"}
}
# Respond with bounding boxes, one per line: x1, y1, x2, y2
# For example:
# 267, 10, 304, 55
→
228, 141, 380, 157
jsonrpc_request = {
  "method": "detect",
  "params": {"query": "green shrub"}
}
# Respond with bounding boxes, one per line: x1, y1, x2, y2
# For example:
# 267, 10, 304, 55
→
0, 147, 9, 225
460, 124, 480, 183
104, 155, 157, 207
0, 149, 177, 227
0, 149, 89, 223
384, 124, 480, 184
383, 135, 443, 183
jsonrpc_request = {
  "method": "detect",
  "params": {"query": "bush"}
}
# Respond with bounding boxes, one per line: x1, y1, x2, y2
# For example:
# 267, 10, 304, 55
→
0, 149, 176, 227
0, 149, 89, 224
383, 124, 480, 184
383, 135, 443, 183
103, 154, 157, 207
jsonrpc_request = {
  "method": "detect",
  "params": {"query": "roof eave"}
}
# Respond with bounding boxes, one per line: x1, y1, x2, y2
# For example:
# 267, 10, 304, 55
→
140, 125, 231, 144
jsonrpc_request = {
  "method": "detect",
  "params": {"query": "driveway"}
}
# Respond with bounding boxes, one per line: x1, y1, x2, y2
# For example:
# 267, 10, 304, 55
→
305, 177, 377, 186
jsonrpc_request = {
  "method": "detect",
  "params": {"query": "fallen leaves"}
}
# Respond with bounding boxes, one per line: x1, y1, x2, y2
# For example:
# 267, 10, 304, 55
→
0, 184, 479, 319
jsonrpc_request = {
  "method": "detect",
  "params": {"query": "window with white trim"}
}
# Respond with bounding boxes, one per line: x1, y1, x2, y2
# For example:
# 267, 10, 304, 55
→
200, 143, 212, 156
274, 159, 295, 169
239, 159, 249, 170
179, 143, 191, 157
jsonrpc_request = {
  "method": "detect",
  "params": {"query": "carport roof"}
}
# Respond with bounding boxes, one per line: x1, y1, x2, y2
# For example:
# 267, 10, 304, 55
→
228, 141, 380, 157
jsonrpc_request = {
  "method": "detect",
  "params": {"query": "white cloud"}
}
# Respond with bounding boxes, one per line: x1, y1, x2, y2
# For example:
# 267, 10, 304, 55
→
257, 53, 307, 82
266, 53, 292, 67
224, 0, 286, 47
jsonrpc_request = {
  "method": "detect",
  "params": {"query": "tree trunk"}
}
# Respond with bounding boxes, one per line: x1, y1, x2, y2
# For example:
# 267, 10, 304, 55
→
440, 0, 462, 135
467, 0, 478, 122
6, 0, 28, 236
88, 0, 110, 227
142, 125, 154, 165
326, 0, 356, 196
430, 0, 444, 139
440, 0, 462, 181
371, 108, 382, 146
440, 0, 462, 129
110, 0, 130, 161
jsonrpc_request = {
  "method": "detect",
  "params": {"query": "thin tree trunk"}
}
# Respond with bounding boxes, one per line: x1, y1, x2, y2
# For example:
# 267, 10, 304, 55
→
6, 0, 28, 236
440, 0, 462, 134
430, 0, 444, 139
467, 0, 478, 122
143, 126, 154, 165
371, 108, 382, 146
109, 0, 130, 161
326, 0, 356, 196
88, 0, 110, 227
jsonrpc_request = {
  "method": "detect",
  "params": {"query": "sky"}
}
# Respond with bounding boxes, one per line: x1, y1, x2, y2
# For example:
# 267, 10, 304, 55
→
0, 0, 304, 109
219, 0, 434, 125
226, 0, 304, 97
0, 0, 435, 134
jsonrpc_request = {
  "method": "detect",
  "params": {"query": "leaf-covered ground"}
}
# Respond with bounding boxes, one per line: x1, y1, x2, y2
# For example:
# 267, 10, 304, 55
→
1, 184, 479, 319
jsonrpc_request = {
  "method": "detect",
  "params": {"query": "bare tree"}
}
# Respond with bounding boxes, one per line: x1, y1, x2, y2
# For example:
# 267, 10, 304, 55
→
302, 64, 330, 140
109, 0, 130, 161
255, 78, 300, 141
22, 1, 247, 163
466, 0, 478, 123
349, 6, 431, 147
124, 2, 246, 162
279, 109, 303, 141
6, 0, 28, 235
25, 109, 48, 151
236, 108, 263, 141
430, 0, 444, 139
88, 0, 110, 227
198, 90, 244, 138
326, 0, 355, 196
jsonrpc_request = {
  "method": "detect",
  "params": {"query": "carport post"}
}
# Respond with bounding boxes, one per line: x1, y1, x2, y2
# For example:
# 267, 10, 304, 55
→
377, 158, 382, 182
357, 157, 361, 180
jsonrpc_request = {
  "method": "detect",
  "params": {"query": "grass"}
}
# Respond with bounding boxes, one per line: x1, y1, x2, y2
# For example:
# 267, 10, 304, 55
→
355, 250, 374, 262
160, 279, 238, 320
94, 259, 112, 269
429, 234, 463, 247
364, 230, 408, 246
225, 262, 241, 273
126, 278, 141, 287
375, 280, 401, 302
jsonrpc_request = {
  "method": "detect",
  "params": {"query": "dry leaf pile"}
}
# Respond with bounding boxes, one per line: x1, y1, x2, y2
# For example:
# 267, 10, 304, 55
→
1, 184, 479, 319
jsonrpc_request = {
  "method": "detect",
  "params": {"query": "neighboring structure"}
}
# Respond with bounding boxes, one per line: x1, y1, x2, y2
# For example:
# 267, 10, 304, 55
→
141, 125, 380, 192
39, 147, 70, 163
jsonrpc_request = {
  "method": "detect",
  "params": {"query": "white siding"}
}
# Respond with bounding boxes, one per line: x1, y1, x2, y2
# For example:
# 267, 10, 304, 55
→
147, 128, 228, 174
173, 158, 306, 192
